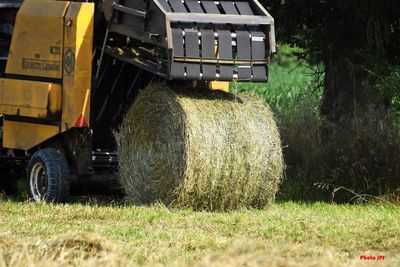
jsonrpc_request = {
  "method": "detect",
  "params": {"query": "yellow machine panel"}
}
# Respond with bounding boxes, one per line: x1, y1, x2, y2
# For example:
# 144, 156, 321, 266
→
209, 81, 229, 92
0, 0, 94, 151
5, 0, 70, 79
62, 2, 94, 131
3, 120, 59, 150
0, 78, 61, 118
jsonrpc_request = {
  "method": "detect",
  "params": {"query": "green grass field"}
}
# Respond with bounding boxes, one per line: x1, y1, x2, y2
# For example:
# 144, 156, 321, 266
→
231, 44, 320, 113
231, 64, 314, 111
0, 200, 399, 266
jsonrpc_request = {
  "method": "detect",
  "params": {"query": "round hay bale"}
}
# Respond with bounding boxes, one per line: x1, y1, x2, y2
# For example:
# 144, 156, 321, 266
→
115, 83, 283, 210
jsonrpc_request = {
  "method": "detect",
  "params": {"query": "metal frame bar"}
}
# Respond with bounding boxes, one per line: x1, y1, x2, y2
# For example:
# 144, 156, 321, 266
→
174, 57, 268, 65
113, 3, 147, 18
166, 12, 274, 25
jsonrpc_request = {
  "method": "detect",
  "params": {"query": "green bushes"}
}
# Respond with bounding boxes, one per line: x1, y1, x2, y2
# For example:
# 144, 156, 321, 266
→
233, 45, 400, 202
279, 101, 400, 202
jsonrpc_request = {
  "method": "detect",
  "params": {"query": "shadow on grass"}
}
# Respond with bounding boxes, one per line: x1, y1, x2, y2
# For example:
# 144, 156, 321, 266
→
2, 175, 399, 208
0, 175, 125, 206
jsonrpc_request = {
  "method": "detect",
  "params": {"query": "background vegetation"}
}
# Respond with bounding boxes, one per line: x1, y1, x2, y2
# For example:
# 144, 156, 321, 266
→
264, 0, 400, 123
233, 44, 400, 202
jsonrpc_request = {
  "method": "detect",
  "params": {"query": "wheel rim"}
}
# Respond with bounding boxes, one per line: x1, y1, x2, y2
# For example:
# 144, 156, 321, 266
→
30, 162, 47, 201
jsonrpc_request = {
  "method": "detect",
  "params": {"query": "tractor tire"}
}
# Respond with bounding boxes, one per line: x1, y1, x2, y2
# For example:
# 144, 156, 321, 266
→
27, 148, 70, 203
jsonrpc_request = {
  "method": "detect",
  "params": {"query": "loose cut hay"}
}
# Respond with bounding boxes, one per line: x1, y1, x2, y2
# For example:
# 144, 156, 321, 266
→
40, 232, 119, 260
0, 233, 124, 267
115, 83, 283, 210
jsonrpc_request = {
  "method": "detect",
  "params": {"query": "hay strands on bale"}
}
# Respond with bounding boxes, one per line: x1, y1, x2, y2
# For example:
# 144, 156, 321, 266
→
115, 83, 283, 211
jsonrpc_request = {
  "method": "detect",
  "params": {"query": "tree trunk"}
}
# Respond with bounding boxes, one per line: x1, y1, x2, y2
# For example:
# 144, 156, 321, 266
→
320, 56, 369, 124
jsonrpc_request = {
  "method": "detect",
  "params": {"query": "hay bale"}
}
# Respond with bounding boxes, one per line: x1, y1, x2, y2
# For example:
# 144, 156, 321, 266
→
115, 83, 283, 210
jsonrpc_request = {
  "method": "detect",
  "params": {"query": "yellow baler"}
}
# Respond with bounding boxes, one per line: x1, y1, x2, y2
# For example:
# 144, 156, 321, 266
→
0, 0, 275, 202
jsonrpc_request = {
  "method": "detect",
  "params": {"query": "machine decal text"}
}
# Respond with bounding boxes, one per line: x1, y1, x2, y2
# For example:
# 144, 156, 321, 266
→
22, 58, 60, 71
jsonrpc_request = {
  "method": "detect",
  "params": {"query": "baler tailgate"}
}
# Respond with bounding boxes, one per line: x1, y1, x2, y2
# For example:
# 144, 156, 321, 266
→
104, 0, 275, 82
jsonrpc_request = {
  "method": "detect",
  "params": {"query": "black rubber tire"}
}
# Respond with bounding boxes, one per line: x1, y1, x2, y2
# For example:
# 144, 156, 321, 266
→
26, 148, 70, 203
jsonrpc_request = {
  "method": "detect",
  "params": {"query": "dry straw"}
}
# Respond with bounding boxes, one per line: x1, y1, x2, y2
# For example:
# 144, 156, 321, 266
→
115, 83, 283, 210
0, 232, 124, 267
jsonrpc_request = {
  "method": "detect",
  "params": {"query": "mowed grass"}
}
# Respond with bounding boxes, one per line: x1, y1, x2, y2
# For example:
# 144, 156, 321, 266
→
0, 200, 399, 266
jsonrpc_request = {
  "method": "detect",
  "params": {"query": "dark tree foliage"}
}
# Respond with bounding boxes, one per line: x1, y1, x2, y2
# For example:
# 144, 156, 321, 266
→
264, 0, 400, 122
